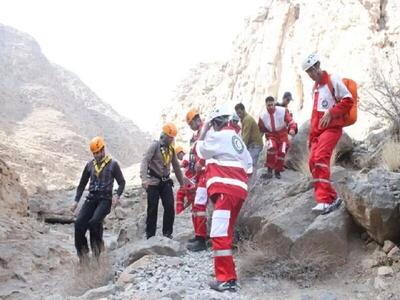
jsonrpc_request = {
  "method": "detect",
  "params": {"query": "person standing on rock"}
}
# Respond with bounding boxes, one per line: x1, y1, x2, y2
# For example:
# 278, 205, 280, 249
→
258, 96, 297, 179
195, 104, 253, 292
184, 108, 208, 252
278, 91, 294, 109
71, 136, 125, 264
302, 53, 353, 214
278, 92, 298, 135
234, 103, 263, 169
140, 123, 185, 239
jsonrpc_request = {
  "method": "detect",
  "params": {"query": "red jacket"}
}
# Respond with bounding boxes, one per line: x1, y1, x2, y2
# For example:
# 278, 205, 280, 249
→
310, 71, 353, 140
258, 106, 296, 141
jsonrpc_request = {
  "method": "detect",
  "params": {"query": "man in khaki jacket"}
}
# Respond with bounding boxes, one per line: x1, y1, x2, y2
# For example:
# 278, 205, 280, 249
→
234, 103, 263, 168
140, 123, 184, 239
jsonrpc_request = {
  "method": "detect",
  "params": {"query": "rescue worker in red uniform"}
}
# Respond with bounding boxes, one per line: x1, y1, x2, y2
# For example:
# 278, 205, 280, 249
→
302, 53, 353, 214
196, 104, 252, 292
258, 96, 297, 179
185, 108, 208, 252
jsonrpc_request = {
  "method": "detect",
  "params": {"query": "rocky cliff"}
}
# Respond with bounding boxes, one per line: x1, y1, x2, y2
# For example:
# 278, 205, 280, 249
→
161, 0, 400, 144
0, 24, 150, 193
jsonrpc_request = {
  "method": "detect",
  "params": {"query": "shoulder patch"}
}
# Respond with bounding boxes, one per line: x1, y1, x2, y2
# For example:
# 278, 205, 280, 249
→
232, 135, 244, 154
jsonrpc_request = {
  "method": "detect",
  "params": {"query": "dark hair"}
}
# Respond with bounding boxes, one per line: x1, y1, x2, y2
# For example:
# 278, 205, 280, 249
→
234, 103, 245, 111
265, 96, 275, 103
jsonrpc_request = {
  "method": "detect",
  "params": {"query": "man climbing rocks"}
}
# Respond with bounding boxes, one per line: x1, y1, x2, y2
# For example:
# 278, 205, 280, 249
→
195, 104, 252, 292
302, 53, 353, 214
234, 103, 263, 169
184, 108, 208, 252
71, 136, 125, 264
258, 96, 297, 179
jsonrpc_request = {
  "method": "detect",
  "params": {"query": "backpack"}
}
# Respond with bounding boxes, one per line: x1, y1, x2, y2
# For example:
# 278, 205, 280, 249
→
327, 76, 358, 127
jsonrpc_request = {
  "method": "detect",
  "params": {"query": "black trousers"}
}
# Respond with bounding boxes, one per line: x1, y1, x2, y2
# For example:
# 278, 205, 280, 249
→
74, 195, 111, 257
146, 180, 175, 238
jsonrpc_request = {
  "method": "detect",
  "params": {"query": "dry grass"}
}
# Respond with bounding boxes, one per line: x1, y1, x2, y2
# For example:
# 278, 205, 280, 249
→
382, 139, 400, 172
237, 240, 333, 288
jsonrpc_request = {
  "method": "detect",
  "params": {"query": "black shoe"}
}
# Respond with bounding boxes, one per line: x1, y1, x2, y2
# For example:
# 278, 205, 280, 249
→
261, 168, 273, 179
275, 171, 281, 179
209, 280, 237, 292
163, 234, 173, 239
187, 236, 197, 243
186, 238, 207, 252
321, 197, 343, 215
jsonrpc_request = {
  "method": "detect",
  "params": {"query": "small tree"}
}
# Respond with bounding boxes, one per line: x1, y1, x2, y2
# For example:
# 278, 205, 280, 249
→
361, 57, 400, 137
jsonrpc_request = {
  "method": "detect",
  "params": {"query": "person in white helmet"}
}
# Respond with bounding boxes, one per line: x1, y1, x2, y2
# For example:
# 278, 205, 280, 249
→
195, 104, 252, 292
301, 53, 353, 214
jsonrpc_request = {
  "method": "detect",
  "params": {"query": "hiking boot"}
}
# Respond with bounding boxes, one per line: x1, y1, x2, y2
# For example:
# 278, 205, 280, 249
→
209, 280, 237, 292
187, 236, 197, 243
261, 168, 273, 179
163, 233, 173, 239
322, 197, 342, 215
275, 171, 281, 179
186, 238, 207, 252
146, 234, 155, 240
311, 203, 330, 212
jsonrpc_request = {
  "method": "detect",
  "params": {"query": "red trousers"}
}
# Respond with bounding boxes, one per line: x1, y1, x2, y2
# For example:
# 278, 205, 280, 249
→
192, 176, 207, 237
265, 137, 289, 172
309, 128, 342, 204
210, 193, 244, 282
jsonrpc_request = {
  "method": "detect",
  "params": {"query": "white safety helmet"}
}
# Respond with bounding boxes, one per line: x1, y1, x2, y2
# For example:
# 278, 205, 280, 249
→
302, 53, 320, 71
208, 104, 233, 122
231, 112, 240, 123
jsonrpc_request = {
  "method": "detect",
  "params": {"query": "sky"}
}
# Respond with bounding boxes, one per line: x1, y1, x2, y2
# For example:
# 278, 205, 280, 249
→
0, 0, 264, 133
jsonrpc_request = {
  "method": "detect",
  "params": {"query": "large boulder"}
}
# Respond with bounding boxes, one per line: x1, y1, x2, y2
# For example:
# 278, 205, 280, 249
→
241, 168, 353, 265
115, 236, 184, 267
291, 206, 350, 265
286, 121, 353, 170
340, 168, 400, 244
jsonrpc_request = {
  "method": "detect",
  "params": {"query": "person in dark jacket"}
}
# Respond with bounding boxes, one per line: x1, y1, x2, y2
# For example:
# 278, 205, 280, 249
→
140, 123, 185, 239
71, 136, 125, 264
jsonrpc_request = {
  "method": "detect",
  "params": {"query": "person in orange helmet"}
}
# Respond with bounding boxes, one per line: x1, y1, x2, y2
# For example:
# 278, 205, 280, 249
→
185, 108, 208, 252
71, 136, 125, 265
140, 123, 185, 239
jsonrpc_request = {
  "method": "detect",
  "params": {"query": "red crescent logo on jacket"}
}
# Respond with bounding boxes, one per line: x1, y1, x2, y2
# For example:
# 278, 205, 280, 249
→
232, 136, 244, 154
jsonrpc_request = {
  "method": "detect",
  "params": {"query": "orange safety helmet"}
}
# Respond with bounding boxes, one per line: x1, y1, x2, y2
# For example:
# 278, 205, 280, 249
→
89, 136, 105, 153
186, 108, 199, 125
162, 123, 178, 138
175, 145, 185, 155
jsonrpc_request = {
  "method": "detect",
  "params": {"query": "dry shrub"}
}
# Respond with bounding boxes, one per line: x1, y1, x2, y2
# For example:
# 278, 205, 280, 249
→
382, 138, 400, 172
237, 240, 333, 288
360, 56, 400, 138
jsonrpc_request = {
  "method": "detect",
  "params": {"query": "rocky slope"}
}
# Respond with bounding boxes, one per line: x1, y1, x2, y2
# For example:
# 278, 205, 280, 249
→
161, 0, 400, 145
0, 24, 150, 194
